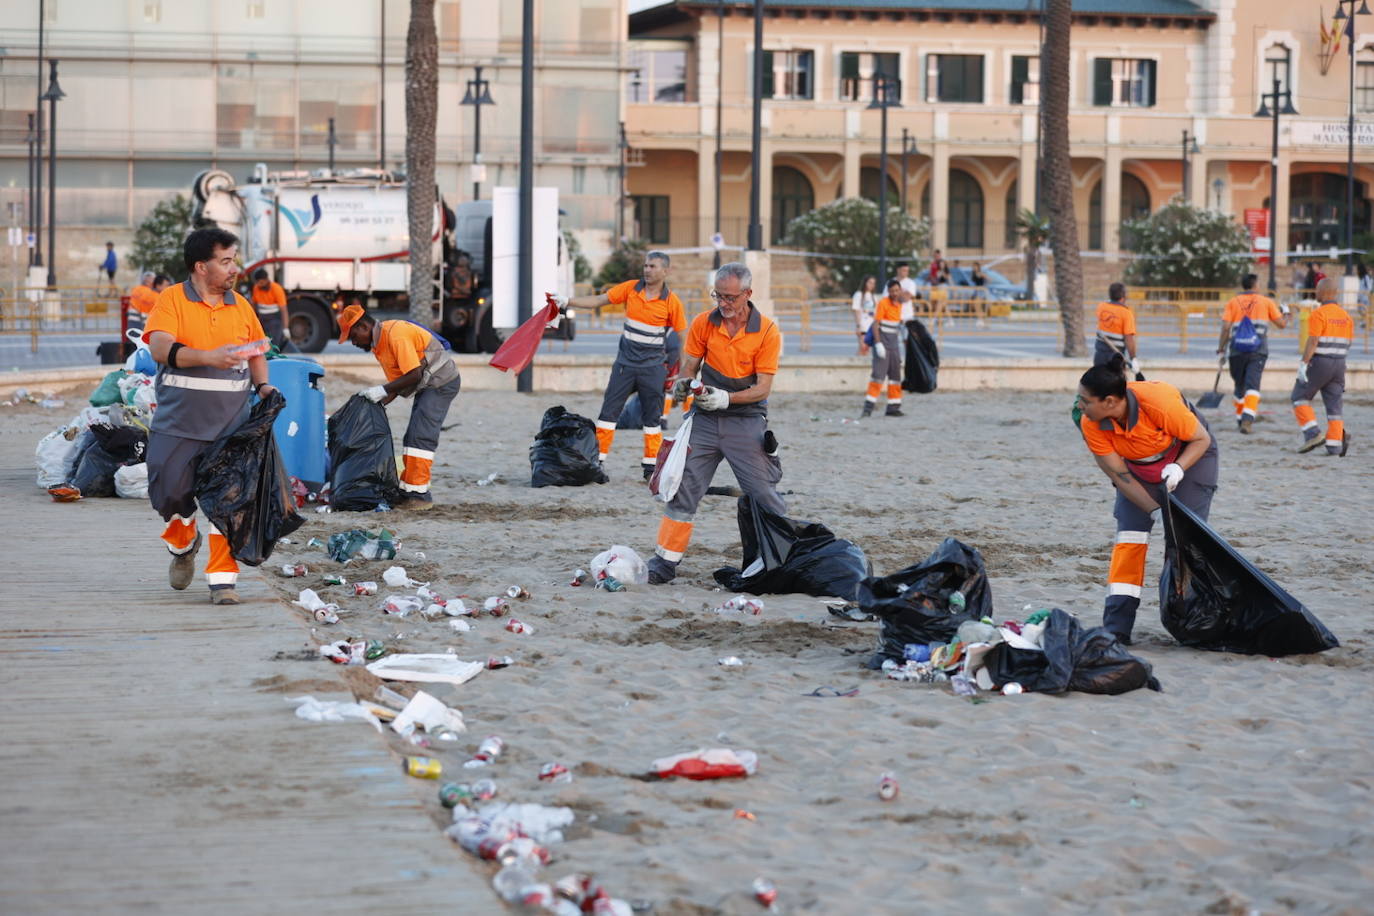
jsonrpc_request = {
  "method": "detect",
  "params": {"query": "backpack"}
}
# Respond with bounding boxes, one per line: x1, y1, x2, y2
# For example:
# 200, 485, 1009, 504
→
1231, 315, 1262, 353
399, 319, 452, 350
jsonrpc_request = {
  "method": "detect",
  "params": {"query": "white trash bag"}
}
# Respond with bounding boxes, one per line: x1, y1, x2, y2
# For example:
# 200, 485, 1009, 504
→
114, 462, 150, 499
591, 545, 649, 586
36, 429, 77, 488
651, 414, 693, 503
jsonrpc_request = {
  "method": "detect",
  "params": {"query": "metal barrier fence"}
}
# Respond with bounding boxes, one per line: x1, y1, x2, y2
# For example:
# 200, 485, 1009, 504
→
0, 288, 126, 354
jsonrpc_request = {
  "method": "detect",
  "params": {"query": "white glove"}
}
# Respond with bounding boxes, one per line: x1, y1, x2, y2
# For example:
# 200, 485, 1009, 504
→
1129, 357, 1142, 376
545, 291, 568, 313
670, 377, 695, 401
697, 386, 730, 411
1161, 463, 1184, 493
873, 341, 887, 360
1280, 303, 1291, 317
1296, 362, 1309, 384
361, 385, 387, 403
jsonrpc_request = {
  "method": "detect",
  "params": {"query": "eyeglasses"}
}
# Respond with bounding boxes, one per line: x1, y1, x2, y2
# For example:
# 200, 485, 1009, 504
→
710, 290, 748, 305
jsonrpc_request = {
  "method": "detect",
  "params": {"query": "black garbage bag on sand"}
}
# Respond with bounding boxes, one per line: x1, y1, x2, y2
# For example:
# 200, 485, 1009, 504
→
902, 318, 939, 394
71, 441, 122, 498
713, 495, 870, 600
1159, 495, 1338, 656
859, 538, 991, 668
328, 395, 405, 511
195, 391, 304, 566
530, 406, 609, 488
981, 609, 1161, 695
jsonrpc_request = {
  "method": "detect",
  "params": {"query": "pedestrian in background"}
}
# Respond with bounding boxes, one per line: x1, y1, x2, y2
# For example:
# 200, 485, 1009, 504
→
851, 274, 877, 355
98, 242, 118, 294
1216, 272, 1288, 434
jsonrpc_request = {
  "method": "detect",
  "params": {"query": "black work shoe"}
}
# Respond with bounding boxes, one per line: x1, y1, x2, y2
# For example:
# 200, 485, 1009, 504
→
763, 430, 778, 456
1239, 416, 1253, 435
860, 404, 873, 418
398, 496, 435, 511
646, 556, 678, 585
885, 406, 905, 417
169, 531, 203, 591
210, 588, 242, 606
642, 464, 655, 481
1298, 433, 1325, 453
1340, 432, 1350, 457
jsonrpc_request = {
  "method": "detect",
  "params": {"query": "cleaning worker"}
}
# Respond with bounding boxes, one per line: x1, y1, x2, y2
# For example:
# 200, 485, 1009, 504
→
1076, 353, 1218, 644
1216, 272, 1288, 434
128, 272, 169, 330
861, 278, 906, 418
249, 268, 292, 350
550, 251, 686, 479
338, 305, 461, 509
1292, 276, 1353, 456
1094, 282, 1141, 375
648, 262, 784, 585
141, 228, 279, 606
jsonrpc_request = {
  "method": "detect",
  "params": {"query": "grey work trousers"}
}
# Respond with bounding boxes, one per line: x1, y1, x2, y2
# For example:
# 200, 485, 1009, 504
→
663, 412, 784, 524
598, 360, 667, 429
870, 330, 902, 383
404, 374, 461, 455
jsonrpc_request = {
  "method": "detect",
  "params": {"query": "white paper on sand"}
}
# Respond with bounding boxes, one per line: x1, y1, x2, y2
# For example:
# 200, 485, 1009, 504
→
391, 689, 467, 737
366, 654, 484, 686
287, 695, 383, 732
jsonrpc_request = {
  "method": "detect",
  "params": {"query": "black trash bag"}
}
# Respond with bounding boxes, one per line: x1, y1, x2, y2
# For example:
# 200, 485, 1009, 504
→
712, 495, 870, 600
195, 390, 304, 566
530, 406, 608, 488
89, 423, 147, 465
1159, 495, 1338, 656
981, 609, 1161, 695
71, 441, 121, 497
328, 395, 405, 511
859, 538, 991, 668
617, 393, 644, 429
902, 318, 939, 394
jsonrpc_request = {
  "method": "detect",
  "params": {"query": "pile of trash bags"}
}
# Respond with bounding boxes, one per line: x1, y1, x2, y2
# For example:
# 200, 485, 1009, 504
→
1160, 496, 1338, 656
902, 318, 939, 394
36, 403, 152, 499
859, 538, 990, 667
529, 406, 608, 488
977, 609, 1160, 695
328, 395, 404, 511
714, 495, 870, 600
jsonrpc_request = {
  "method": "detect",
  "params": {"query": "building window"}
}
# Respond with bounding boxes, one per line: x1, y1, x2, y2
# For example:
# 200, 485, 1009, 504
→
1263, 44, 1291, 99
760, 50, 814, 101
217, 64, 294, 150
247, 1, 265, 18
628, 41, 689, 103
1010, 55, 1038, 105
632, 195, 670, 244
1092, 58, 1156, 107
299, 76, 378, 152
926, 55, 983, 104
772, 165, 814, 242
143, 1, 161, 22
948, 169, 984, 248
1357, 58, 1374, 114
860, 166, 899, 205
1288, 172, 1372, 250
840, 52, 900, 102
1120, 173, 1151, 250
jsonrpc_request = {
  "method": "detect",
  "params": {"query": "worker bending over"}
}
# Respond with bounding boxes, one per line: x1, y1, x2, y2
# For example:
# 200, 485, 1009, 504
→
1216, 273, 1288, 434
1292, 277, 1353, 456
649, 262, 785, 585
861, 278, 906, 418
1094, 282, 1141, 375
338, 305, 461, 509
250, 268, 293, 350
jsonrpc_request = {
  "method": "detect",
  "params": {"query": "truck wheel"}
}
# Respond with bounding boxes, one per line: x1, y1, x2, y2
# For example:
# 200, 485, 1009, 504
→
477, 305, 502, 354
287, 295, 333, 353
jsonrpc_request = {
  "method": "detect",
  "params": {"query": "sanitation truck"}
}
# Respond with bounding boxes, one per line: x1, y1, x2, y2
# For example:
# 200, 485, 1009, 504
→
190, 164, 574, 353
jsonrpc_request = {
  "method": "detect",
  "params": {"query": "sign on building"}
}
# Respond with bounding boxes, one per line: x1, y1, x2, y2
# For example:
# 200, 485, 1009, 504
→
1289, 120, 1374, 147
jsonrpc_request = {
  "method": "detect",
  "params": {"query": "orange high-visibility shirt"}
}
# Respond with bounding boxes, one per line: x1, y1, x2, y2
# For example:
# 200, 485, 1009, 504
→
129, 284, 158, 316
873, 297, 903, 335
1096, 301, 1137, 339
1080, 381, 1199, 461
1308, 302, 1353, 358
250, 281, 288, 315
686, 303, 781, 418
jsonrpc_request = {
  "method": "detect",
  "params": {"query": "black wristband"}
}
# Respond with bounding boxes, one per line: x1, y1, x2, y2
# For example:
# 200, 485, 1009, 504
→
167, 342, 184, 368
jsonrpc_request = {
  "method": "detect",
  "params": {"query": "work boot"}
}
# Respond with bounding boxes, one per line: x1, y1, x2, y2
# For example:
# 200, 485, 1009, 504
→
1239, 415, 1253, 435
210, 588, 242, 606
1298, 429, 1324, 453
885, 405, 905, 417
1340, 432, 1350, 457
47, 484, 81, 502
398, 493, 435, 511
646, 556, 678, 585
642, 464, 656, 481
860, 403, 873, 418
763, 430, 778, 456
168, 531, 203, 591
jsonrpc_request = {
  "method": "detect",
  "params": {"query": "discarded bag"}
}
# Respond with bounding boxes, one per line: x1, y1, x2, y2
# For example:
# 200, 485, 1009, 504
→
713, 495, 870, 601
89, 422, 147, 465
35, 429, 77, 488
89, 369, 128, 407
1159, 496, 1338, 656
590, 545, 649, 586
194, 390, 304, 565
71, 441, 122, 498
529, 405, 608, 488
902, 318, 939, 394
328, 395, 405, 511
649, 414, 692, 502
650, 748, 758, 780
114, 463, 149, 499
979, 609, 1161, 695
859, 538, 991, 668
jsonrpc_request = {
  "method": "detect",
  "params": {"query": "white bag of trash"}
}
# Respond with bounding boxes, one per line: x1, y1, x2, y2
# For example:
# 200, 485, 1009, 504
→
590, 545, 648, 585
391, 689, 466, 737
287, 695, 383, 732
114, 463, 149, 499
36, 429, 77, 488
382, 565, 420, 588
366, 654, 484, 686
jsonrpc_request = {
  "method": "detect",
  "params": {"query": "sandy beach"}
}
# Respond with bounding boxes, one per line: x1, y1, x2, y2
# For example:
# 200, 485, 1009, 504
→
5, 373, 1372, 914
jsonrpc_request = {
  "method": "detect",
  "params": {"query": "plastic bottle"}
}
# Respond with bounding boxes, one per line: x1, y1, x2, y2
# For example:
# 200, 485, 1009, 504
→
374, 685, 409, 709
464, 736, 505, 768
353, 581, 378, 596
279, 564, 307, 578
948, 589, 967, 612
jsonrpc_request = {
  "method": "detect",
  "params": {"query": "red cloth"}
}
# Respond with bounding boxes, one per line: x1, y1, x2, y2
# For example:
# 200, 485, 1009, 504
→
488, 301, 559, 374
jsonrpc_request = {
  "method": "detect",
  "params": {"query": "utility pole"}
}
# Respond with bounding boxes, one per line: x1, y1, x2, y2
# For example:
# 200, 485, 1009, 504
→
1255, 78, 1295, 297
327, 117, 337, 172
713, 0, 725, 269
869, 74, 900, 283
517, 0, 534, 393
379, 0, 386, 171
746, 0, 763, 251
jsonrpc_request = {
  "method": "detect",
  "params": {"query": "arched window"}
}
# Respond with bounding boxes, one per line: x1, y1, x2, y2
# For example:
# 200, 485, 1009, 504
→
772, 165, 814, 243
1120, 172, 1150, 250
860, 166, 899, 205
1004, 179, 1019, 249
947, 168, 983, 248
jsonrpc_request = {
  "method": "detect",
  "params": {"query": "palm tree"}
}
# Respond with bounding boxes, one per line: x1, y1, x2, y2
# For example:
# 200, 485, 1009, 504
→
1041, 0, 1085, 356
405, 0, 438, 324
1015, 207, 1050, 302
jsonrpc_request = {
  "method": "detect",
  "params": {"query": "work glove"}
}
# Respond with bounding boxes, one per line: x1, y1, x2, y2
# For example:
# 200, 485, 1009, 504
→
545, 292, 568, 313
696, 386, 730, 411
1160, 462, 1184, 493
873, 341, 887, 360
361, 385, 387, 403
1280, 303, 1291, 317
1296, 361, 1309, 384
670, 377, 695, 401
1129, 357, 1142, 376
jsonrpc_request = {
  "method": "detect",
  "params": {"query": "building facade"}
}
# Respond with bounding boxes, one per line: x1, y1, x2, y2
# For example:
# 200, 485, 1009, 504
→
625, 0, 1374, 277
0, 0, 627, 286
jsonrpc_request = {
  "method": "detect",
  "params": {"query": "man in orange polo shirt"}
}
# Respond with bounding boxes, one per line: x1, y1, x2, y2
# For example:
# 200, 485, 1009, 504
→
1215, 272, 1288, 433
142, 228, 278, 605
339, 305, 461, 509
127, 272, 170, 330
1094, 282, 1141, 374
554, 251, 687, 479
249, 268, 292, 350
1292, 277, 1353, 456
861, 278, 906, 418
648, 261, 785, 585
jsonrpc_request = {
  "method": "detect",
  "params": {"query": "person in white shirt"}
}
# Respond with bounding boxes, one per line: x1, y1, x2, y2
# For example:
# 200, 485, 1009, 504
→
851, 274, 877, 354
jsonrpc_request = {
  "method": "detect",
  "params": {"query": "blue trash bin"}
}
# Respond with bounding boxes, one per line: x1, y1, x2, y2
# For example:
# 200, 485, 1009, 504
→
267, 357, 327, 490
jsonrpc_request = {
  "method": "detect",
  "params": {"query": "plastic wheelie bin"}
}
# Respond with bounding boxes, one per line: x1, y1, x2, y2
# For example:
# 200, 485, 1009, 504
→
267, 357, 327, 489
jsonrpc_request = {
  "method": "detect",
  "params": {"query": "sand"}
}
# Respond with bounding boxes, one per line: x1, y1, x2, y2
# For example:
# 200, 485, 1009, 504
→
5, 377, 1372, 914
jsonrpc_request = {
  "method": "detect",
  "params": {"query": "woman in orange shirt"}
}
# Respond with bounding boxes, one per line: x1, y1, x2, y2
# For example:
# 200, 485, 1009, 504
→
1076, 353, 1219, 643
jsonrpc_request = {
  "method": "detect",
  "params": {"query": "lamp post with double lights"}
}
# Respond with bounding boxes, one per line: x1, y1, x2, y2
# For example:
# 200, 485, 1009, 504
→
868, 72, 900, 283
900, 127, 918, 215
1255, 78, 1297, 297
1180, 130, 1200, 202
461, 66, 495, 202
41, 61, 64, 290
1334, 0, 1370, 278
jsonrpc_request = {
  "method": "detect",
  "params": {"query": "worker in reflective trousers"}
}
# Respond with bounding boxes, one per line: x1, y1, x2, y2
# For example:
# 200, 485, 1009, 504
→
1292, 277, 1353, 456
648, 262, 785, 585
1215, 272, 1288, 434
338, 304, 461, 510
1094, 282, 1141, 375
1076, 354, 1219, 643
553, 251, 686, 479
142, 228, 279, 606
861, 278, 906, 417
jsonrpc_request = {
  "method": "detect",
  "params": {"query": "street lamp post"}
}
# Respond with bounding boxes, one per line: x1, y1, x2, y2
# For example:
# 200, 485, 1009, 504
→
1180, 130, 1199, 201
713, 0, 725, 269
868, 73, 900, 283
746, 0, 763, 251
25, 113, 36, 267
460, 66, 495, 202
900, 127, 918, 215
1334, 0, 1370, 277
41, 61, 63, 290
1255, 77, 1296, 297
617, 121, 628, 242
517, 0, 534, 393
327, 117, 337, 172
34, 0, 45, 272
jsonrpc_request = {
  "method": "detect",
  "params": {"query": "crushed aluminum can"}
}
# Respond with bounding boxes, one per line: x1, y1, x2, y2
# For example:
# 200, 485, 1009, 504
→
597, 576, 625, 593
486, 656, 513, 669
438, 782, 472, 808
505, 618, 533, 636
313, 606, 340, 625
464, 735, 505, 768
279, 564, 307, 578
505, 585, 530, 600
878, 772, 899, 801
733, 808, 757, 821
484, 596, 509, 617
716, 595, 764, 616
403, 756, 442, 779
538, 761, 571, 783
321, 573, 346, 586
752, 877, 778, 908
471, 778, 498, 801
353, 581, 378, 596
570, 569, 588, 587
363, 639, 387, 661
